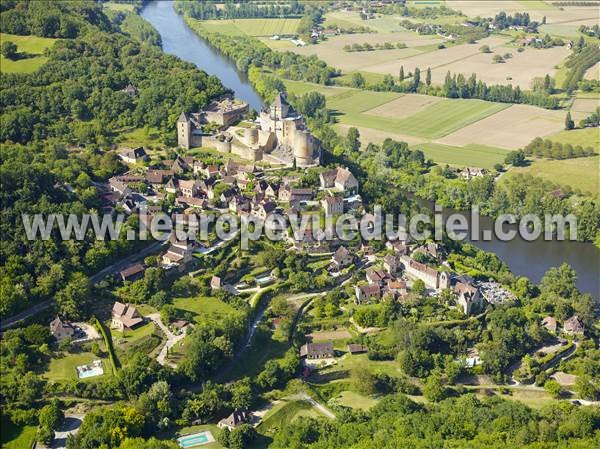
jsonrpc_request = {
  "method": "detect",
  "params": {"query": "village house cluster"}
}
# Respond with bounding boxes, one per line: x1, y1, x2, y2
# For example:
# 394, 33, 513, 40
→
177, 93, 321, 167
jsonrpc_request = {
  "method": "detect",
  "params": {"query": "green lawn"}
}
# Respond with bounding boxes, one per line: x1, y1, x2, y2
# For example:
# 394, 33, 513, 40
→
327, 89, 509, 139
0, 33, 57, 73
196, 18, 300, 37
413, 142, 508, 169
172, 296, 236, 324
118, 126, 163, 148
112, 321, 160, 356
259, 398, 328, 434
0, 420, 37, 449
508, 155, 599, 195
44, 351, 110, 382
332, 390, 380, 410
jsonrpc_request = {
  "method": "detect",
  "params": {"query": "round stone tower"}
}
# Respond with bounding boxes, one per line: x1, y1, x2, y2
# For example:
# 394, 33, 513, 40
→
244, 127, 259, 146
294, 131, 313, 167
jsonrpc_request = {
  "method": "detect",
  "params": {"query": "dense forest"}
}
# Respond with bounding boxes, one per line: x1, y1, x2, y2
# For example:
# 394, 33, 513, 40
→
0, 1, 227, 146
271, 393, 600, 449
0, 0, 228, 317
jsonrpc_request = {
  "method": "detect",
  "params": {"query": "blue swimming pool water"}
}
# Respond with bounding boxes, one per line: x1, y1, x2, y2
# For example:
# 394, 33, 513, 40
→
178, 432, 210, 448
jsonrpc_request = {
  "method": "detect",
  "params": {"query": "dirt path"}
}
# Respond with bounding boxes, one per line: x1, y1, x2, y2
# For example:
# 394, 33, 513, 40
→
291, 392, 336, 420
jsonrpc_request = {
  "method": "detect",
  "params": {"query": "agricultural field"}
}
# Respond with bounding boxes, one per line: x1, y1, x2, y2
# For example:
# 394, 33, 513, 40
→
584, 62, 599, 81
0, 33, 57, 73
328, 89, 510, 140
323, 11, 408, 33
508, 155, 599, 196
196, 18, 300, 37
569, 97, 599, 122
287, 30, 440, 72
436, 104, 565, 150
413, 142, 508, 169
546, 127, 599, 147
446, 1, 597, 22
365, 93, 443, 119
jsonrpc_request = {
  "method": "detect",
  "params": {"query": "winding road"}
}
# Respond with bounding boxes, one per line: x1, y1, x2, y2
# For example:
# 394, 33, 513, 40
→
0, 240, 165, 331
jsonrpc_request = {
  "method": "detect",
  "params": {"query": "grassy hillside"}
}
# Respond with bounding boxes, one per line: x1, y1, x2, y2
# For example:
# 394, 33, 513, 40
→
0, 33, 57, 73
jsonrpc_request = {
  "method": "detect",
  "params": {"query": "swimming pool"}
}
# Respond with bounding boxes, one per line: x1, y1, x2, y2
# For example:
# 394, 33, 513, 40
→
177, 431, 214, 448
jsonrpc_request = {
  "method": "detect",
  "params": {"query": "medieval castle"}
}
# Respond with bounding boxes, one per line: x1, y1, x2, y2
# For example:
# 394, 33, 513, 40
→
177, 92, 320, 167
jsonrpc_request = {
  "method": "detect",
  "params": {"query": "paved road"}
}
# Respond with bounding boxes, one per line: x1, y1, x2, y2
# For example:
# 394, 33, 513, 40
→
51, 414, 85, 449
145, 313, 187, 367
0, 240, 165, 331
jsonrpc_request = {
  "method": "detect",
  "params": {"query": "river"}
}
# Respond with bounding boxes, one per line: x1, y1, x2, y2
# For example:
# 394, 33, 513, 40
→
141, 0, 263, 111
141, 1, 599, 297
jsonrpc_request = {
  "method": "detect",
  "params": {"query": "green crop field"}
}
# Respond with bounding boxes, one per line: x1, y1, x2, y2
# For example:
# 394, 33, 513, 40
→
327, 89, 508, 139
392, 99, 509, 138
413, 142, 508, 168
103, 1, 135, 12
197, 18, 300, 37
0, 33, 57, 73
508, 155, 599, 196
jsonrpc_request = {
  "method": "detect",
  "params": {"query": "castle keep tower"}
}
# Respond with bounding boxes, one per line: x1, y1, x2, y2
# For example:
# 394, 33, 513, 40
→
177, 112, 191, 149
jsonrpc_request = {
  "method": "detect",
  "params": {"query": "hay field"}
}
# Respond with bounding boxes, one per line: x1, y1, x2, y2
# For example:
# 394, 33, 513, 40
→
584, 62, 599, 81
365, 94, 443, 119
324, 11, 406, 33
431, 45, 571, 89
508, 156, 599, 195
0, 33, 57, 73
450, 1, 599, 25
570, 98, 599, 122
197, 18, 300, 37
364, 35, 507, 77
286, 31, 440, 72
437, 104, 565, 150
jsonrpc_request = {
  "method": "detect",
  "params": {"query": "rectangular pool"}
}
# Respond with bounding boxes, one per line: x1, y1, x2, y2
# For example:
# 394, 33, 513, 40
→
177, 431, 213, 448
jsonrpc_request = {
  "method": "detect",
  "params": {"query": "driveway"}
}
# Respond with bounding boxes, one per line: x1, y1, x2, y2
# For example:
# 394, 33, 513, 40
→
51, 414, 84, 449
145, 313, 187, 367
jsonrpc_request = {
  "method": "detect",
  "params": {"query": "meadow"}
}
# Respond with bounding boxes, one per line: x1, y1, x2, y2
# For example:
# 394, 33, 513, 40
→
172, 296, 236, 324
0, 33, 57, 73
508, 155, 599, 195
197, 18, 300, 37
